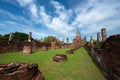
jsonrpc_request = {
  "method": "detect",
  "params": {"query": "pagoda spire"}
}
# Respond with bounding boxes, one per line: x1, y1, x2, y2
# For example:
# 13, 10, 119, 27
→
76, 27, 81, 39
77, 27, 79, 33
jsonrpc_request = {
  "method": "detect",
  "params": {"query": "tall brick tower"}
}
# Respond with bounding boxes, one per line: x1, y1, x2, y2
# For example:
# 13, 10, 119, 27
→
72, 27, 82, 47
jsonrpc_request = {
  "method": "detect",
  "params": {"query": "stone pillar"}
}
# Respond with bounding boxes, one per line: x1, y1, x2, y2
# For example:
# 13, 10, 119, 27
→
66, 38, 69, 45
9, 33, 14, 42
8, 33, 14, 51
28, 32, 32, 42
101, 28, 107, 41
84, 36, 87, 46
90, 36, 94, 48
97, 32, 100, 42
23, 32, 32, 54
90, 36, 93, 44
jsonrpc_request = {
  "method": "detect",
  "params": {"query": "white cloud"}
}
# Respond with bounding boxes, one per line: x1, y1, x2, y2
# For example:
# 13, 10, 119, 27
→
16, 0, 120, 40
1, 0, 120, 41
39, 6, 51, 23
16, 0, 74, 37
34, 1, 74, 35
71, 0, 120, 39
16, 0, 34, 7
17, 0, 39, 19
29, 4, 38, 18
50, 0, 65, 13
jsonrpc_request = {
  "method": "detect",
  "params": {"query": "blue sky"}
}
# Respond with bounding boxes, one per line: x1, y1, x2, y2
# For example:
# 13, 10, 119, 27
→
0, 0, 120, 42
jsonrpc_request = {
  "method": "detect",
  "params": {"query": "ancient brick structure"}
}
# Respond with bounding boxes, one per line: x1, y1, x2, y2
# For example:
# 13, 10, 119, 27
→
53, 54, 68, 62
0, 42, 11, 53
0, 32, 41, 53
28, 32, 32, 42
60, 39, 65, 48
8, 33, 14, 42
87, 34, 120, 80
41, 43, 48, 51
51, 37, 59, 49
90, 36, 94, 48
0, 63, 45, 80
0, 41, 24, 53
0, 41, 40, 53
51, 41, 56, 49
23, 42, 32, 54
90, 36, 93, 43
72, 27, 82, 48
32, 41, 39, 51
23, 32, 33, 54
41, 46, 48, 51
101, 28, 107, 41
83, 36, 87, 46
97, 32, 101, 42
13, 41, 24, 52
66, 49, 74, 54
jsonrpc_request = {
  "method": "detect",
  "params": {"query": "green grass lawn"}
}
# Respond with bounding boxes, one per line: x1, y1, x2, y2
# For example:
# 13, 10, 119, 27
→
0, 47, 106, 80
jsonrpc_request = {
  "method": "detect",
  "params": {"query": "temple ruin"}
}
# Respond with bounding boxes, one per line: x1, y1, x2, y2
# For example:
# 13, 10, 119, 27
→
72, 27, 83, 48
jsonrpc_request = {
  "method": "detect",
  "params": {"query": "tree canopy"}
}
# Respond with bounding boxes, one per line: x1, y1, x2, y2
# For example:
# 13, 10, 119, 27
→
44, 36, 54, 44
0, 32, 34, 42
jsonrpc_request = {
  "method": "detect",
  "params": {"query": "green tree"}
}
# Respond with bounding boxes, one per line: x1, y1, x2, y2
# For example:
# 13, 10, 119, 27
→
0, 32, 34, 42
14, 32, 29, 41
0, 34, 8, 42
93, 40, 102, 48
44, 36, 54, 44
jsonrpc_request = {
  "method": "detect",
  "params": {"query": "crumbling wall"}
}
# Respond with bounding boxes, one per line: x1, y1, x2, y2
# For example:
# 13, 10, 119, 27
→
86, 34, 120, 80
0, 41, 40, 53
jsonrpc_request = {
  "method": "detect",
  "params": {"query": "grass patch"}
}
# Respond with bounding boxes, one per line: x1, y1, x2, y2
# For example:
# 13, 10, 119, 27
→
0, 47, 106, 80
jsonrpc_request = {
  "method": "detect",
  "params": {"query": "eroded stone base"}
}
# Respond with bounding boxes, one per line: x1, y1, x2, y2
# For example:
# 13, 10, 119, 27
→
0, 63, 45, 80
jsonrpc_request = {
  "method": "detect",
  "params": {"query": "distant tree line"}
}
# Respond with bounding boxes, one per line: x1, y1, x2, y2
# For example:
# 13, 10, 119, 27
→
0, 32, 64, 45
0, 32, 33, 42
44, 36, 54, 44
